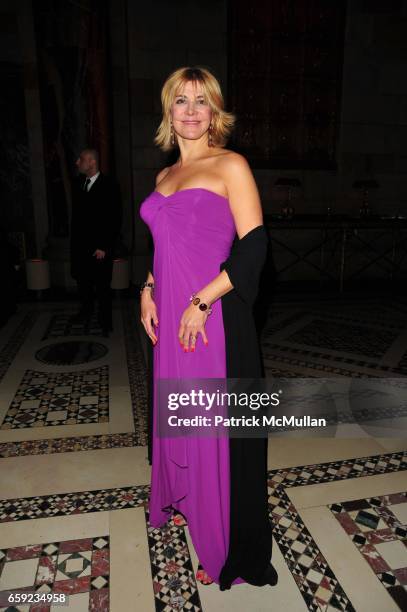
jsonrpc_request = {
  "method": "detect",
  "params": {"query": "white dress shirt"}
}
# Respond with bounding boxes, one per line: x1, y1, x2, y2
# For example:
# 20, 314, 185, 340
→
85, 171, 100, 191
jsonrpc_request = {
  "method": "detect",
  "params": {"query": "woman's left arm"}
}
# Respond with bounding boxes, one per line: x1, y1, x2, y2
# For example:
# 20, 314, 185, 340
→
178, 154, 263, 350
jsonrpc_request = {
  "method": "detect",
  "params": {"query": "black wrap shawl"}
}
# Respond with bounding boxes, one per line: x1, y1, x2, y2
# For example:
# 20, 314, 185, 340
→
219, 224, 273, 587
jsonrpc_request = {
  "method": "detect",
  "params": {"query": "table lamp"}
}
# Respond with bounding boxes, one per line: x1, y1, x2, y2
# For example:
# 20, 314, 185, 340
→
352, 179, 379, 216
274, 177, 302, 218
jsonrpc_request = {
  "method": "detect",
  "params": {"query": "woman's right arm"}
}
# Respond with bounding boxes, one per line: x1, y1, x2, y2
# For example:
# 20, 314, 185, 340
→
140, 272, 158, 345
140, 167, 170, 345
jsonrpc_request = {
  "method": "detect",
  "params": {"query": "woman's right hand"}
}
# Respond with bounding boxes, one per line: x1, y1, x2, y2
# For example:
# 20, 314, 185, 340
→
140, 292, 158, 345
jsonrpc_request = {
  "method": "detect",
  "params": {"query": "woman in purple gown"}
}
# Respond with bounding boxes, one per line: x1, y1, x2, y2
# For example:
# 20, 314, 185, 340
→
140, 66, 277, 590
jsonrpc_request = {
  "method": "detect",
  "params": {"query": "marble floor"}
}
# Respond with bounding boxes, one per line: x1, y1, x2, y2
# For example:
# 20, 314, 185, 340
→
0, 295, 406, 612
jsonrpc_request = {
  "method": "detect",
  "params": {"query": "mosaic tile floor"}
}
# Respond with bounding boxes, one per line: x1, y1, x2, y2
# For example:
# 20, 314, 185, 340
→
330, 493, 407, 610
0, 312, 39, 385
0, 536, 109, 611
146, 510, 201, 612
1, 367, 109, 429
42, 313, 103, 340
261, 295, 407, 378
0, 296, 406, 611
0, 300, 148, 456
267, 452, 406, 612
287, 319, 398, 359
0, 450, 405, 611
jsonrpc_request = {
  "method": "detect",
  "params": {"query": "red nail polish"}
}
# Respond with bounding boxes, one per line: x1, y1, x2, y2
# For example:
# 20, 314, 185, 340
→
191, 347, 195, 352
204, 341, 208, 346
184, 347, 188, 352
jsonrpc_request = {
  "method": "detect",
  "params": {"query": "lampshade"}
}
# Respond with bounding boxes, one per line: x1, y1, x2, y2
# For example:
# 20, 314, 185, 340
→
26, 259, 50, 290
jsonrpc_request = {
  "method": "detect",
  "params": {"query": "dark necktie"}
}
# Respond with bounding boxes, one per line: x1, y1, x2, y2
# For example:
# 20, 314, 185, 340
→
83, 178, 91, 192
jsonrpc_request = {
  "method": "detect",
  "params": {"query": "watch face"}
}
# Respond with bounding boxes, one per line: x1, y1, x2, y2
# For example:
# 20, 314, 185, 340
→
192, 297, 200, 306
199, 303, 207, 311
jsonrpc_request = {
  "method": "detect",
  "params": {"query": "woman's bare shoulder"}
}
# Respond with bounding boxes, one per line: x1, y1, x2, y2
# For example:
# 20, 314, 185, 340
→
217, 150, 252, 177
155, 166, 172, 186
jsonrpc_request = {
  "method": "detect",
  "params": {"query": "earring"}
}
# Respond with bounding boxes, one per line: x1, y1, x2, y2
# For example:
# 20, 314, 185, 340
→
208, 123, 213, 147
170, 122, 175, 146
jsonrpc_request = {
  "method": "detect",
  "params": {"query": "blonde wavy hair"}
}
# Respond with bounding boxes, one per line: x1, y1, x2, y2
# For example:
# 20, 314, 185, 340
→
154, 66, 235, 151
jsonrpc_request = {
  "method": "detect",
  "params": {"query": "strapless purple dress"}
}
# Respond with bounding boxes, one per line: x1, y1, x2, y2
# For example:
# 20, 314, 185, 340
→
140, 187, 238, 584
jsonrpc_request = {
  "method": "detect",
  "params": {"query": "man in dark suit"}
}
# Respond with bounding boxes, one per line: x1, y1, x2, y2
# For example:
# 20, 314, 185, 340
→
70, 148, 122, 335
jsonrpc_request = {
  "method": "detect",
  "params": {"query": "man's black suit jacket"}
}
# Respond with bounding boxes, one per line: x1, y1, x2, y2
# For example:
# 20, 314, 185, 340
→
70, 173, 122, 279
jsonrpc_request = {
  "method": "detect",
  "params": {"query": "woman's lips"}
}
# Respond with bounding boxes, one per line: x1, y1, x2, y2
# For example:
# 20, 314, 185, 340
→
183, 121, 200, 125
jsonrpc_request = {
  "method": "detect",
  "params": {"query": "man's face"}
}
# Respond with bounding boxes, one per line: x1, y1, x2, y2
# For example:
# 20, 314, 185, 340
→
76, 152, 94, 175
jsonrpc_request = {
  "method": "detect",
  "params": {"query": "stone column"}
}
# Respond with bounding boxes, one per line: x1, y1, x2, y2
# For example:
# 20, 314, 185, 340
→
109, 0, 133, 261
17, 0, 48, 257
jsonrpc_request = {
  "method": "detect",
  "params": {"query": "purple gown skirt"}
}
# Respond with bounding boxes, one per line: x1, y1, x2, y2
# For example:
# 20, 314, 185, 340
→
140, 188, 240, 584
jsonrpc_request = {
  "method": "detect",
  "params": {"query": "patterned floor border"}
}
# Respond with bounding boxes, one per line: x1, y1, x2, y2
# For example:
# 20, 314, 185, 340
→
0, 432, 138, 459
0, 451, 405, 611
0, 303, 148, 458
146, 509, 202, 612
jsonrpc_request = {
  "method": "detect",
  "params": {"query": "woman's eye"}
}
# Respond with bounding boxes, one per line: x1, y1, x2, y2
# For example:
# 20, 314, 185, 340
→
175, 98, 206, 105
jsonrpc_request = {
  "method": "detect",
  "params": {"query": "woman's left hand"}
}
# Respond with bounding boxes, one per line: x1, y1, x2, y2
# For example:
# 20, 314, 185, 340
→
178, 304, 209, 352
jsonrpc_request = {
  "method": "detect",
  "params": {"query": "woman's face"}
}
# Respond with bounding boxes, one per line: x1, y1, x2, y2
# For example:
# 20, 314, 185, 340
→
170, 80, 212, 143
